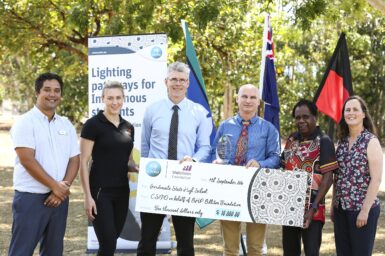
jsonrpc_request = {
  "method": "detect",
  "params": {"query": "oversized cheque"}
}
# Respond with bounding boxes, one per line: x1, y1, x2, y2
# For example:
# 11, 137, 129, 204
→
136, 157, 310, 227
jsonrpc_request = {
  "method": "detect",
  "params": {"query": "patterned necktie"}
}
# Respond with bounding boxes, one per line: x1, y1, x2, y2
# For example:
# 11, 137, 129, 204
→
168, 105, 179, 160
234, 120, 249, 166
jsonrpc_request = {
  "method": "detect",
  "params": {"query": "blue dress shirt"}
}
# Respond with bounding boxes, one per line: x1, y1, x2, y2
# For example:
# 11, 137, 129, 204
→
141, 97, 211, 162
210, 113, 280, 168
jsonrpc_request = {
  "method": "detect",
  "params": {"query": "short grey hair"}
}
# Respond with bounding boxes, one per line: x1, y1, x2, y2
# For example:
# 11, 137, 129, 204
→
102, 80, 125, 97
167, 61, 190, 78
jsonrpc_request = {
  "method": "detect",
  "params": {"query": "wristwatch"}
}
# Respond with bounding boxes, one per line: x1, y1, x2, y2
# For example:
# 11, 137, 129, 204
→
310, 202, 319, 211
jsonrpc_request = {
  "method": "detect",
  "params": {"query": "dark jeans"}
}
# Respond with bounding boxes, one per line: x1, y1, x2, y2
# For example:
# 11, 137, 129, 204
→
334, 204, 380, 256
282, 220, 324, 256
91, 186, 130, 256
8, 191, 69, 256
137, 212, 195, 256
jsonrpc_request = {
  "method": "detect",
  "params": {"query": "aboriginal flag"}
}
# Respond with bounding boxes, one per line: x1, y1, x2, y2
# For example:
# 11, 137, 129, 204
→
314, 33, 353, 123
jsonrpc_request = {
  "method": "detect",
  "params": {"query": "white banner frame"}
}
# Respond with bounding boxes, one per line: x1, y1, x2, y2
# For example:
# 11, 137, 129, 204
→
87, 34, 170, 252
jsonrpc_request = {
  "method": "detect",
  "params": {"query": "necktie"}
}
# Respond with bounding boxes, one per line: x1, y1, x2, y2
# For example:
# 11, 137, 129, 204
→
234, 120, 249, 166
168, 105, 179, 160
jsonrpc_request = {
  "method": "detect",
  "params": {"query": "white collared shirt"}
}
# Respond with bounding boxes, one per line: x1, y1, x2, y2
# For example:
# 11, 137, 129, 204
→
10, 106, 80, 193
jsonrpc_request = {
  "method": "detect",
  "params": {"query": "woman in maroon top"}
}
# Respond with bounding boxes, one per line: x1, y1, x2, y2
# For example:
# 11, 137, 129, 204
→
333, 96, 383, 256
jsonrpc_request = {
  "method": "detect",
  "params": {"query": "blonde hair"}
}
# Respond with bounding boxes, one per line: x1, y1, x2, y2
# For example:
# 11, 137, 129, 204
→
102, 81, 124, 97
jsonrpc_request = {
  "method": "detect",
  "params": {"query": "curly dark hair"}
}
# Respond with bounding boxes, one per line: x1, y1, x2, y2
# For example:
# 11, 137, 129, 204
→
35, 72, 64, 94
337, 95, 377, 139
292, 99, 317, 118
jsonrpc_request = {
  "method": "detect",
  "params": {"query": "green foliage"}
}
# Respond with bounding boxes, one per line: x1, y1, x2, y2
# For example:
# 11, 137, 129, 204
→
279, 0, 385, 140
0, 0, 384, 141
293, 0, 328, 29
0, 0, 88, 122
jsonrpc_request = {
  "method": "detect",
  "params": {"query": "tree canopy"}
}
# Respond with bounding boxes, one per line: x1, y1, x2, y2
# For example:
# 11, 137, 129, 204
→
0, 0, 384, 141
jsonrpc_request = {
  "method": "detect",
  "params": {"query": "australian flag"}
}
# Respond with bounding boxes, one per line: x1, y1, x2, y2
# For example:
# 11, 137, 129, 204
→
259, 15, 280, 133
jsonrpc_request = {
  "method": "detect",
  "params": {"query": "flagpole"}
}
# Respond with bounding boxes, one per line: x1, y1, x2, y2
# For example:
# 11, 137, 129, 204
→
181, 19, 187, 37
258, 14, 273, 256
259, 14, 269, 99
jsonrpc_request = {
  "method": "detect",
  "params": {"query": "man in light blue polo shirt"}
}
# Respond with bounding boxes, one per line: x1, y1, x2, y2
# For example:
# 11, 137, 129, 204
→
138, 61, 211, 256
9, 73, 80, 256
211, 84, 280, 256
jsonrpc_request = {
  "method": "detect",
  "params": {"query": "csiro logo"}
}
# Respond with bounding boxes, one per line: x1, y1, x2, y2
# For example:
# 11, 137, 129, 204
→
145, 161, 161, 177
151, 46, 162, 59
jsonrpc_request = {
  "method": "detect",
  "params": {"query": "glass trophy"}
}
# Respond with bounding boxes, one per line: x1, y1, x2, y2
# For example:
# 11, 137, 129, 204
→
216, 134, 232, 164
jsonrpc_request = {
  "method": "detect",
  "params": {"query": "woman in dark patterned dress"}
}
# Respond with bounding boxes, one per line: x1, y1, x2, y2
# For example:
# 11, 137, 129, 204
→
332, 95, 383, 256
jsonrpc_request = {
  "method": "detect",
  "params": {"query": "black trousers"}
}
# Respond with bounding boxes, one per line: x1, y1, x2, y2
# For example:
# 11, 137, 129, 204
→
91, 186, 130, 256
137, 212, 195, 256
334, 204, 380, 256
282, 220, 324, 256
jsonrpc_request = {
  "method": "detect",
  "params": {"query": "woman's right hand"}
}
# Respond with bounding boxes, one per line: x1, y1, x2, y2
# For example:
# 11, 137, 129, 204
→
84, 196, 97, 221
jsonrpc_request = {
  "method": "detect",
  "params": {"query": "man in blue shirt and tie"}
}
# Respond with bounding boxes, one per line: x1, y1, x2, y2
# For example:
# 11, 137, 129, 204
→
211, 84, 280, 256
138, 61, 211, 256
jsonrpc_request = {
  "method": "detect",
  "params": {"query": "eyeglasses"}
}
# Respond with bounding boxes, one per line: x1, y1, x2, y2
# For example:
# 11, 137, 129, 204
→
168, 78, 188, 84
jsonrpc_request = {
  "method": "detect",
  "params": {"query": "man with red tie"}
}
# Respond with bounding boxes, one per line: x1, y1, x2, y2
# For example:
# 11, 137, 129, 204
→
211, 84, 280, 256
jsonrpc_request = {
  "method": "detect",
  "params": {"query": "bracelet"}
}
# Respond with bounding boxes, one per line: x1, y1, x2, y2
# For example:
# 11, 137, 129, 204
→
128, 163, 138, 168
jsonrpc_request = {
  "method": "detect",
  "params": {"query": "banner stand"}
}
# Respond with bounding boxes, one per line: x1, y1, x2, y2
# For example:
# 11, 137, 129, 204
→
87, 34, 171, 253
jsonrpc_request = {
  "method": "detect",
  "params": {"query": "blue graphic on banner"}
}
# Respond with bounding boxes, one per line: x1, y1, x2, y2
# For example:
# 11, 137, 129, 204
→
151, 46, 163, 59
88, 34, 167, 57
89, 47, 135, 55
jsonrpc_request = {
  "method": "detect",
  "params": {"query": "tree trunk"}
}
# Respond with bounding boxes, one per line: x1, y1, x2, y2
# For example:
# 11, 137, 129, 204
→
223, 81, 233, 119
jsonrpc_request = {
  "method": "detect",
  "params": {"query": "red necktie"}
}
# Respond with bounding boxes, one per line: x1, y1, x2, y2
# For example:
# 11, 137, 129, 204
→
234, 120, 249, 166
